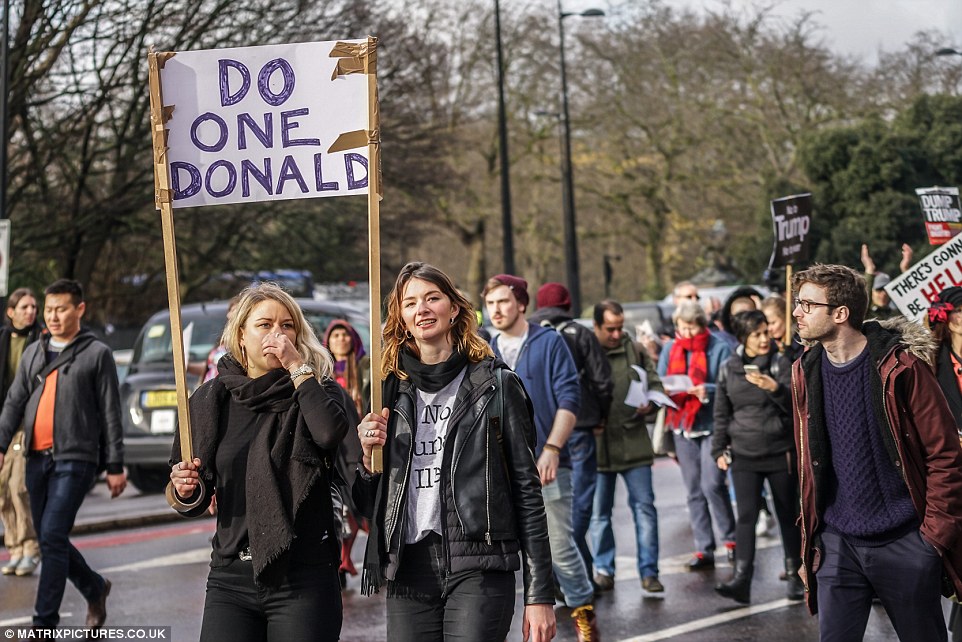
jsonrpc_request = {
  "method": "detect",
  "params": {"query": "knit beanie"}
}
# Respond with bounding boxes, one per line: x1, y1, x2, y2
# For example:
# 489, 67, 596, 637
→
490, 274, 529, 308
536, 282, 571, 311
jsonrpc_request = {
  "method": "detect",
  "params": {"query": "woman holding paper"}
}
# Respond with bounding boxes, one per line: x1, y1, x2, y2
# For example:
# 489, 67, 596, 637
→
168, 283, 348, 641
710, 310, 801, 604
657, 300, 736, 571
353, 262, 556, 642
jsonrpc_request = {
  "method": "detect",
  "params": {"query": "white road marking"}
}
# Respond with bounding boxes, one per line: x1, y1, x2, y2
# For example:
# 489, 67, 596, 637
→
0, 613, 72, 626
100, 548, 210, 573
617, 598, 802, 641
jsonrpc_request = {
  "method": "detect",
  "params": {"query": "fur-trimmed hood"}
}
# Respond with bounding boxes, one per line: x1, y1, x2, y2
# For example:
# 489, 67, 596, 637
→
865, 317, 938, 367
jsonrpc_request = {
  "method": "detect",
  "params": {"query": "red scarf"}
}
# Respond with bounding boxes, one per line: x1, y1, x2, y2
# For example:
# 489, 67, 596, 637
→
665, 330, 710, 432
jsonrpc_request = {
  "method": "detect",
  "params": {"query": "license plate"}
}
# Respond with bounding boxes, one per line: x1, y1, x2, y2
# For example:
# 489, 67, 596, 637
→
150, 409, 176, 434
142, 390, 178, 409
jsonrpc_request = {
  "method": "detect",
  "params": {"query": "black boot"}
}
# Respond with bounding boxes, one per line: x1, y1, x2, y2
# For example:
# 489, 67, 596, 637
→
785, 558, 805, 601
715, 559, 753, 604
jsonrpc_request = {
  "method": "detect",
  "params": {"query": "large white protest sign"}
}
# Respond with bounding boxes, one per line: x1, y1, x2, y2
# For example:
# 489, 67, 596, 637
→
161, 40, 369, 208
884, 232, 962, 321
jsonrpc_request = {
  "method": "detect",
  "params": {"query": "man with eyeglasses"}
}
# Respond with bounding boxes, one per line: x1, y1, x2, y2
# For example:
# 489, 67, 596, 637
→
791, 263, 962, 642
672, 281, 700, 307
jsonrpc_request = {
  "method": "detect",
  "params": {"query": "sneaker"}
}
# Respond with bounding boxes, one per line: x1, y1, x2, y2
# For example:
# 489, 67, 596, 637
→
1, 557, 21, 575
756, 511, 776, 537
593, 572, 615, 592
14, 555, 39, 577
724, 542, 737, 563
570, 605, 599, 642
686, 552, 715, 571
642, 576, 665, 594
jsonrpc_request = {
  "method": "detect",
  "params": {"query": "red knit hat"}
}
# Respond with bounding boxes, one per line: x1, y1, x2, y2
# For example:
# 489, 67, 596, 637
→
536, 282, 571, 311
490, 274, 529, 308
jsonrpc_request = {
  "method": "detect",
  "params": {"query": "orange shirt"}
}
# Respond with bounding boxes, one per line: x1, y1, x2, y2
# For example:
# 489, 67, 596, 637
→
31, 370, 58, 451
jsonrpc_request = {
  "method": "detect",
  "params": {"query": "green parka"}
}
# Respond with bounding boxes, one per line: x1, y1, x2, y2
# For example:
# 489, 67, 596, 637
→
596, 335, 663, 472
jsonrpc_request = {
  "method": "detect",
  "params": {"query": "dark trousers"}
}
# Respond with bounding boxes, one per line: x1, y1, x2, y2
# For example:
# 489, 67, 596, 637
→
200, 557, 342, 641
386, 534, 516, 642
816, 529, 947, 642
568, 430, 597, 571
25, 456, 104, 628
730, 467, 801, 564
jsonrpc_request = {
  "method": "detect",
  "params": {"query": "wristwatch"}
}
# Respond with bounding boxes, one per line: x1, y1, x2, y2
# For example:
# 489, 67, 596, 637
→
288, 363, 315, 380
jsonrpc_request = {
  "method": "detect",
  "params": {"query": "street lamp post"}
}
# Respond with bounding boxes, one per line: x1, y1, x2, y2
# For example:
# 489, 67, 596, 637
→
495, 0, 515, 274
557, 3, 603, 314
0, 0, 10, 222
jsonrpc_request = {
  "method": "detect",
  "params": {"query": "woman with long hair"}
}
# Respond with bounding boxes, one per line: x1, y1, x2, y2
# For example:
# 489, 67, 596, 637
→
657, 300, 736, 570
169, 283, 348, 641
925, 287, 962, 642
354, 261, 556, 642
711, 310, 803, 604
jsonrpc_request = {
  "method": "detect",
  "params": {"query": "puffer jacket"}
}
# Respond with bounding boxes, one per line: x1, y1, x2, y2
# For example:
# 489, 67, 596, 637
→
711, 346, 793, 462
792, 318, 962, 614
353, 357, 554, 605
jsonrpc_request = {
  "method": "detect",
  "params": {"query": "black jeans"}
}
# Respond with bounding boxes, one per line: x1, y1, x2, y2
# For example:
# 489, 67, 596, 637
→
816, 528, 947, 642
200, 556, 342, 642
25, 456, 105, 628
386, 533, 516, 642
730, 467, 801, 564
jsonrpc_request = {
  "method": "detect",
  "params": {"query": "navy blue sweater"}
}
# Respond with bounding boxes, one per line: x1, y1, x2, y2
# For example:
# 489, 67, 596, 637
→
821, 348, 917, 544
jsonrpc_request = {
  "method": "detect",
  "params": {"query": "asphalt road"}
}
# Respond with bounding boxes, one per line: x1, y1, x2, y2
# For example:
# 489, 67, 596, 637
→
0, 458, 951, 640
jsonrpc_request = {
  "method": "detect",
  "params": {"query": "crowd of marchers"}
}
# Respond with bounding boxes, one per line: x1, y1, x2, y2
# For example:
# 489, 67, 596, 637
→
1, 253, 962, 642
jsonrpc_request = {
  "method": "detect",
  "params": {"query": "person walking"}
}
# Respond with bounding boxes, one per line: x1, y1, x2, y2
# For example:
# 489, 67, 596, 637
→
0, 279, 126, 630
169, 283, 348, 641
0, 288, 43, 578
657, 300, 736, 570
792, 264, 962, 641
529, 283, 613, 576
591, 299, 664, 596
711, 310, 802, 604
484, 274, 599, 641
923, 287, 962, 642
354, 262, 556, 642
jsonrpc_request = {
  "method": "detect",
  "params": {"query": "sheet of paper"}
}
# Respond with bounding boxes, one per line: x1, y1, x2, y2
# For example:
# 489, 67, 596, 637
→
660, 374, 694, 394
624, 365, 678, 409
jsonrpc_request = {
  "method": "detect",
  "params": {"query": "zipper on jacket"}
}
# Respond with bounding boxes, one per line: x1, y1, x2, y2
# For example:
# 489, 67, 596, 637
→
484, 383, 495, 545
879, 357, 912, 492
450, 384, 496, 535
791, 369, 810, 550
385, 403, 416, 549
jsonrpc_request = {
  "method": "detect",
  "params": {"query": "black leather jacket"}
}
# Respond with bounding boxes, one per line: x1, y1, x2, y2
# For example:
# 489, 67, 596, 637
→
353, 357, 554, 605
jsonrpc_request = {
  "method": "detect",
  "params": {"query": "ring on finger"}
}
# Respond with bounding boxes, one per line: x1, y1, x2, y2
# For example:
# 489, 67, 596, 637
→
365, 429, 376, 438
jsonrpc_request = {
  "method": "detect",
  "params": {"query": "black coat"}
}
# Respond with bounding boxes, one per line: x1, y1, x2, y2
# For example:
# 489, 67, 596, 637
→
711, 348, 793, 463
353, 357, 554, 605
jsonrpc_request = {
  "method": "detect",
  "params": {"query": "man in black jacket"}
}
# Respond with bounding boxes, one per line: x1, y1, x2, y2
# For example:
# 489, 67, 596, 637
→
529, 283, 614, 577
0, 279, 125, 631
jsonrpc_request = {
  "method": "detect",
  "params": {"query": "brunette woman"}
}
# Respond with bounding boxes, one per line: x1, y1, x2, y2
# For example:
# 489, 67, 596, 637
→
169, 283, 348, 642
354, 262, 556, 642
711, 310, 803, 604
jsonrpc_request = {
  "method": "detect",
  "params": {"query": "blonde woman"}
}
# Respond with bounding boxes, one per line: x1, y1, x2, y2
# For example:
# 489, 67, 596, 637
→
169, 283, 348, 642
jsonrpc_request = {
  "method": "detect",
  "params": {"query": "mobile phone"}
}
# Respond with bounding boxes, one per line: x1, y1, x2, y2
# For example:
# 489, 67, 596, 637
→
744, 365, 760, 375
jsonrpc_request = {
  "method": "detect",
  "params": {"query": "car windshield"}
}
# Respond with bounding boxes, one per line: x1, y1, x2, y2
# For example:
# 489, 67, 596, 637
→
133, 314, 225, 364
132, 307, 370, 366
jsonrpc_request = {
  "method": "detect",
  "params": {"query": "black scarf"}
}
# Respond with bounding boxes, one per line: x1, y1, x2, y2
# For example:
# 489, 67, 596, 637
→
185, 356, 330, 586
400, 347, 469, 392
360, 348, 468, 595
936, 345, 962, 432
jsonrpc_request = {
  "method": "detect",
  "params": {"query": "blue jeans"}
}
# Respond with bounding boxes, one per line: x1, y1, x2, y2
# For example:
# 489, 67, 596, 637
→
568, 430, 597, 571
590, 466, 659, 579
25, 456, 105, 628
673, 434, 735, 556
542, 467, 594, 608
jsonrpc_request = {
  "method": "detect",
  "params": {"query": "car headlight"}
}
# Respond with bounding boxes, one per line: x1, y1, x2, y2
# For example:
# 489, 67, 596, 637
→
128, 395, 145, 429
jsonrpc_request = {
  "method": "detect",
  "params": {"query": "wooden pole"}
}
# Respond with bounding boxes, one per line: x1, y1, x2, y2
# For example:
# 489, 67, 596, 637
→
784, 264, 793, 346
364, 37, 384, 473
148, 51, 204, 510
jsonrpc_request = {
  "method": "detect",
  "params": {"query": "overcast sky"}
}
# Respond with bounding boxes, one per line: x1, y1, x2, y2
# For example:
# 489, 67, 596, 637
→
561, 0, 962, 64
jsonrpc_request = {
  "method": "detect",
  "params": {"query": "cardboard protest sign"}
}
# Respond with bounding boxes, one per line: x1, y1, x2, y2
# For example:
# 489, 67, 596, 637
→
917, 186, 962, 246
884, 232, 962, 321
160, 40, 369, 208
768, 193, 812, 268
